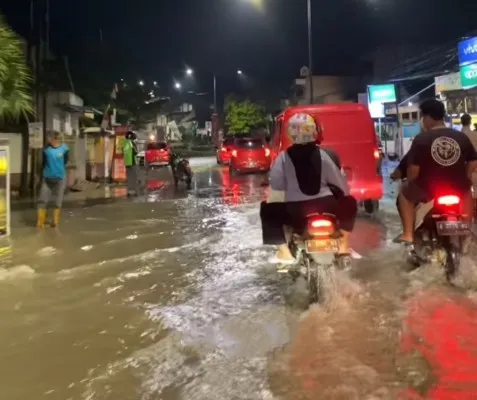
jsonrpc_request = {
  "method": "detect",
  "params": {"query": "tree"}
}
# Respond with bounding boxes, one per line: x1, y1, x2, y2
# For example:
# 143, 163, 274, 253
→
225, 97, 267, 135
0, 16, 32, 119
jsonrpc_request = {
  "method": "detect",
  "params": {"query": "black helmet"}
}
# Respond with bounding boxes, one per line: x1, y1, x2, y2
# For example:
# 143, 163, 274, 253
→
126, 131, 137, 140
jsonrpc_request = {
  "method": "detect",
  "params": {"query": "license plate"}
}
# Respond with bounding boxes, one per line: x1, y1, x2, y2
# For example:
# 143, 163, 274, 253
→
305, 239, 338, 253
436, 220, 471, 236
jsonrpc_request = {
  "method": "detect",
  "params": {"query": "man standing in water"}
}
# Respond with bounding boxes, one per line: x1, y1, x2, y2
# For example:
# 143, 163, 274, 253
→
122, 131, 139, 196
37, 131, 69, 228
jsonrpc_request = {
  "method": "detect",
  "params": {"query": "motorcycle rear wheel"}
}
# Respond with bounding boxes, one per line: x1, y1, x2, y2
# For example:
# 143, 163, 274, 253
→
444, 237, 461, 281
306, 257, 335, 306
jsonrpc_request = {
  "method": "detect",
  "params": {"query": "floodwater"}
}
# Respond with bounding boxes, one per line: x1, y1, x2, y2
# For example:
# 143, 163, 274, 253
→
2, 158, 477, 399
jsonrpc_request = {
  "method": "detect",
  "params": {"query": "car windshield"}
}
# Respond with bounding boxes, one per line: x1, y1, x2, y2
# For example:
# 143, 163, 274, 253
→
147, 142, 167, 150
222, 138, 235, 147
235, 138, 263, 149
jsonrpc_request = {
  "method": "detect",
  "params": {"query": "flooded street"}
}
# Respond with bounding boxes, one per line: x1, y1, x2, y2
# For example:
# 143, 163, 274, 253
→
2, 158, 477, 399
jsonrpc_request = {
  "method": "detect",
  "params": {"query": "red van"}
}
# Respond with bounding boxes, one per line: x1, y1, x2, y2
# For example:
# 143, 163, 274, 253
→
145, 142, 171, 168
271, 104, 383, 213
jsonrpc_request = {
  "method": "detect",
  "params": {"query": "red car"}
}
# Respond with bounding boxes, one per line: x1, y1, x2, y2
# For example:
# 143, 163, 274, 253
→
216, 137, 236, 165
229, 137, 271, 175
145, 142, 170, 168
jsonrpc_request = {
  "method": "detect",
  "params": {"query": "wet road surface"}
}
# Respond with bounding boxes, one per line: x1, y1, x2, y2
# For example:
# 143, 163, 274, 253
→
2, 158, 477, 399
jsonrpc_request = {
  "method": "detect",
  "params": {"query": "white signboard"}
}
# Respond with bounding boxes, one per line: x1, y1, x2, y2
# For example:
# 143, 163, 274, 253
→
28, 122, 43, 149
435, 72, 462, 94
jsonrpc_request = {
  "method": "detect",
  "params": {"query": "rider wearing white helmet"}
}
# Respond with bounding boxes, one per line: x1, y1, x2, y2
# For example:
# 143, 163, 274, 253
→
260, 112, 357, 264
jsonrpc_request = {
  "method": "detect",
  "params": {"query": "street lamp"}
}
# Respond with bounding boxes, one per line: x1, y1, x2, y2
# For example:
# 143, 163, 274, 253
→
307, 0, 313, 104
186, 68, 193, 76
174, 82, 182, 90
237, 70, 243, 75
138, 80, 144, 86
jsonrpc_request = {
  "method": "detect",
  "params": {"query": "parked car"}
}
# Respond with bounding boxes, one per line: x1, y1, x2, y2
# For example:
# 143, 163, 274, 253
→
145, 142, 171, 168
271, 104, 383, 214
216, 137, 236, 165
229, 137, 271, 176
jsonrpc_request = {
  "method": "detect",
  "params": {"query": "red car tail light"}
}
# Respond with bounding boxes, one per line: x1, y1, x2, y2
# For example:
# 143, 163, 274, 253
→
221, 147, 227, 152
265, 148, 271, 157
231, 150, 237, 157
437, 195, 460, 206
307, 218, 334, 236
373, 149, 380, 160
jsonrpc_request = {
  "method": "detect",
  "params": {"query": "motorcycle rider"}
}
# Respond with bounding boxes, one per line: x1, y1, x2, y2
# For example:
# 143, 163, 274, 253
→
260, 113, 358, 264
395, 99, 477, 245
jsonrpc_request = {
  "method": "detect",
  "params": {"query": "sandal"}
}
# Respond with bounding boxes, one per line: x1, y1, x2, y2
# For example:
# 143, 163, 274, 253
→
392, 234, 413, 245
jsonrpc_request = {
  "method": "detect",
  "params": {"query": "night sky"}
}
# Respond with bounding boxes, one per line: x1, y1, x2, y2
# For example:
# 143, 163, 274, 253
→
1, 0, 477, 94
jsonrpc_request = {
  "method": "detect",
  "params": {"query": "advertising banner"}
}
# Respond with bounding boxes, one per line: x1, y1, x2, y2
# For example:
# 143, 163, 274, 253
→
460, 63, 477, 89
28, 122, 43, 149
458, 36, 477, 66
434, 72, 462, 94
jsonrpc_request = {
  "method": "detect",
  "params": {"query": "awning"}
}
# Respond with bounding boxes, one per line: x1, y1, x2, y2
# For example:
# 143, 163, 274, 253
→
56, 104, 103, 115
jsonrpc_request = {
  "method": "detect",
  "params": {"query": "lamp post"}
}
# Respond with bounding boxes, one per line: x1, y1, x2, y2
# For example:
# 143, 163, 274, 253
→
307, 0, 313, 104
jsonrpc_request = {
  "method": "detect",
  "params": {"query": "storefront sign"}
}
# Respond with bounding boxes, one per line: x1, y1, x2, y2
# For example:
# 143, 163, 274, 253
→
434, 72, 462, 94
367, 84, 396, 119
446, 97, 466, 115
466, 96, 477, 114
458, 36, 477, 66
368, 84, 397, 103
0, 142, 10, 238
460, 63, 477, 89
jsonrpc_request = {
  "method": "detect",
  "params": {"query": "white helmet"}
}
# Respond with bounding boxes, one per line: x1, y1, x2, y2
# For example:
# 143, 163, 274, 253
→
287, 113, 317, 144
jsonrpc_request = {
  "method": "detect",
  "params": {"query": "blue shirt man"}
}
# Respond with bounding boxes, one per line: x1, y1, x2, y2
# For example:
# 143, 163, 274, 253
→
43, 142, 69, 179
37, 132, 69, 228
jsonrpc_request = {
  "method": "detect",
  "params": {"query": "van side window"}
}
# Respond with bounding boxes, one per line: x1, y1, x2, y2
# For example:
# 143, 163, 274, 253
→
273, 119, 282, 147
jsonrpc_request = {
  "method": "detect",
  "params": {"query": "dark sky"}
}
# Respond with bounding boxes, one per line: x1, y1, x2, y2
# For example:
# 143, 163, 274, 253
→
2, 0, 477, 94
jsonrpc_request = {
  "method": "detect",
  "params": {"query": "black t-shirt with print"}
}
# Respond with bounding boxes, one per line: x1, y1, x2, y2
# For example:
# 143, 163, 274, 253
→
407, 127, 477, 197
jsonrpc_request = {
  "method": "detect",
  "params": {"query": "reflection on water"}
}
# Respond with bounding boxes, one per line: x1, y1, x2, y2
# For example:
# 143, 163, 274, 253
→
2, 164, 477, 399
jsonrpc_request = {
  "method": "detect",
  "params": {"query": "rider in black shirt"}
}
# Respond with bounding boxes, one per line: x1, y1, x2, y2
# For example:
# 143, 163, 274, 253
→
396, 99, 477, 244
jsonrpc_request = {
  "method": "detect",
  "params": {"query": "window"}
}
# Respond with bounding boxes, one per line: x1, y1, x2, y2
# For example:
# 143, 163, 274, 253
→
147, 142, 168, 150
235, 138, 263, 149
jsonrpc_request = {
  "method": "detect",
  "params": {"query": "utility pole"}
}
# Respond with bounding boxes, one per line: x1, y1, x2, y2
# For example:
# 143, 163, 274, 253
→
41, 0, 50, 147
213, 74, 217, 112
307, 0, 314, 104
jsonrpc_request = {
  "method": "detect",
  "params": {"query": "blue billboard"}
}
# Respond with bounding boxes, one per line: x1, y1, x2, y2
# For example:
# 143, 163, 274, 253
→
458, 36, 477, 66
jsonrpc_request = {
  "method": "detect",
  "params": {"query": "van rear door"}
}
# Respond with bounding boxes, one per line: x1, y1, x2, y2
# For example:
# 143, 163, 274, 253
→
315, 109, 379, 183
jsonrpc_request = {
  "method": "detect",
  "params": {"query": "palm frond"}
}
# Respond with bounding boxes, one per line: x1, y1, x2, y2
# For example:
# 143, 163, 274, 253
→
0, 14, 33, 119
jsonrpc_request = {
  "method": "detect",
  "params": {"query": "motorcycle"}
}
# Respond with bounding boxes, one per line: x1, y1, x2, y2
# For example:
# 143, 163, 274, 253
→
172, 158, 193, 189
286, 213, 352, 305
408, 194, 472, 281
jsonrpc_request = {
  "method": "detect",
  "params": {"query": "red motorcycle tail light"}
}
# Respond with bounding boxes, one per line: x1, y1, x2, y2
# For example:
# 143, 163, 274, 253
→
308, 218, 334, 236
437, 195, 460, 206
